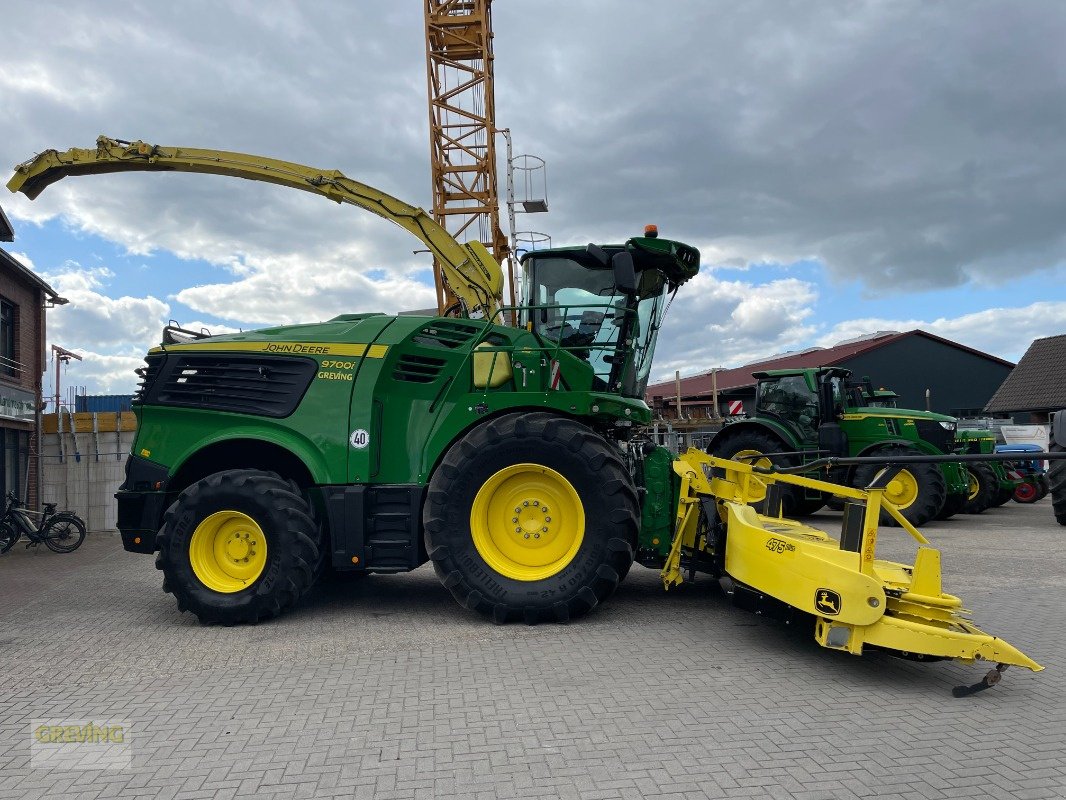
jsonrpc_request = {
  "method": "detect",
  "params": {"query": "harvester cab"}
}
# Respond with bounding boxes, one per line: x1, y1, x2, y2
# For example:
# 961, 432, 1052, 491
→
518, 232, 697, 397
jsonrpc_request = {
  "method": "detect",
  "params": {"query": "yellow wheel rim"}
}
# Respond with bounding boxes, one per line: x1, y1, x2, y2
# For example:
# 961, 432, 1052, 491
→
884, 470, 920, 509
967, 470, 981, 500
470, 463, 584, 582
189, 510, 268, 593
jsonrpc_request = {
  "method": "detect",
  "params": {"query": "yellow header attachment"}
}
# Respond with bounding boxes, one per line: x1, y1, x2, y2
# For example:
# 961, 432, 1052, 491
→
7, 136, 503, 319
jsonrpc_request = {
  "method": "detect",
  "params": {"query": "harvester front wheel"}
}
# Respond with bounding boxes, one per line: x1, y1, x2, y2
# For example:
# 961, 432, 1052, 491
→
852, 446, 945, 527
155, 469, 322, 624
961, 463, 997, 514
424, 412, 638, 624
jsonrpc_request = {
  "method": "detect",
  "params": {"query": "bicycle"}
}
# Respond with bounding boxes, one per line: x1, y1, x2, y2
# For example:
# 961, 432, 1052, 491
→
0, 492, 86, 554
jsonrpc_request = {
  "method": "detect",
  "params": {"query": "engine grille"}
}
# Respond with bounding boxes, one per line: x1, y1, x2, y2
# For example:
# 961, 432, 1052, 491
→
914, 419, 955, 454
392, 354, 447, 383
133, 355, 165, 404
141, 354, 317, 418
411, 320, 481, 350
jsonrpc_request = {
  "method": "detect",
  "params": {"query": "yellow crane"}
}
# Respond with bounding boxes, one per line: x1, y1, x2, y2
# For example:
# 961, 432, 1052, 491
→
424, 0, 509, 315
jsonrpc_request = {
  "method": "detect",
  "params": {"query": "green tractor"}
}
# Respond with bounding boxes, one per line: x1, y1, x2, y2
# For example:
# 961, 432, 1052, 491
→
707, 368, 969, 526
954, 428, 1023, 512
869, 391, 1017, 515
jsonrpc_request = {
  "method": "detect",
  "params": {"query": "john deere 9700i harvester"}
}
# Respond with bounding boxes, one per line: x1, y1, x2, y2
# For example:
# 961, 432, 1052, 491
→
8, 137, 1044, 691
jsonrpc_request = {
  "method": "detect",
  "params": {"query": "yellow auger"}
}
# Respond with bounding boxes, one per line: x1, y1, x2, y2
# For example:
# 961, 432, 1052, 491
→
662, 449, 1041, 695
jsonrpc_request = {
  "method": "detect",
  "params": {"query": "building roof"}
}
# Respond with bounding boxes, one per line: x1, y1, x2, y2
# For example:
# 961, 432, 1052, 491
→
647, 329, 1014, 400
0, 247, 63, 302
0, 204, 13, 243
984, 334, 1066, 413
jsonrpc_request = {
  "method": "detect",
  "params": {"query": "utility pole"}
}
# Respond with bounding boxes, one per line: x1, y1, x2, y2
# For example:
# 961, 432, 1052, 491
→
51, 344, 82, 412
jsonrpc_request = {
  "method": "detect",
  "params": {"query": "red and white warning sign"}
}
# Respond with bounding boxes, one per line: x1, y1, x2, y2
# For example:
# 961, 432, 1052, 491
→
727, 400, 744, 416
549, 359, 561, 390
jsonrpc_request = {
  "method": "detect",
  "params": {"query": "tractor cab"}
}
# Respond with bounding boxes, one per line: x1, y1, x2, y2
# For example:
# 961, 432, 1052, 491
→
752, 367, 851, 441
518, 229, 698, 397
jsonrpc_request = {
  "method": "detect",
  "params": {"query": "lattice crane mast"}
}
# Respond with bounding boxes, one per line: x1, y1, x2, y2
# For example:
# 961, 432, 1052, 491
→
424, 0, 509, 316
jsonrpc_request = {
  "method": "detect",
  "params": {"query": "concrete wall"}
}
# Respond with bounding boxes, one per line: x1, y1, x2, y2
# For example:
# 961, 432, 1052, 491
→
41, 412, 135, 532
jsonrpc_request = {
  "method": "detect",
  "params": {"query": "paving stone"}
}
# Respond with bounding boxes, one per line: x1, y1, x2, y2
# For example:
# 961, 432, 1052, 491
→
1, 501, 1063, 798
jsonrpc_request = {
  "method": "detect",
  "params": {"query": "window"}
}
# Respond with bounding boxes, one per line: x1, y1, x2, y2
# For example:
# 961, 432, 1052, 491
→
0, 300, 15, 378
0, 428, 27, 500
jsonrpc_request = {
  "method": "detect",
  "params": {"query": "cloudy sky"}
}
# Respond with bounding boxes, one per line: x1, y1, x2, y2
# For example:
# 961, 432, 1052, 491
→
2, 0, 1065, 400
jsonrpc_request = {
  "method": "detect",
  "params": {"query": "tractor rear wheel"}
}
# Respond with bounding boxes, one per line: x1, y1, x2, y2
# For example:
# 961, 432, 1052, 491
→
155, 469, 322, 624
935, 492, 966, 520
1049, 442, 1066, 525
851, 446, 946, 527
424, 412, 638, 624
961, 463, 997, 514
991, 486, 1014, 507
708, 429, 810, 515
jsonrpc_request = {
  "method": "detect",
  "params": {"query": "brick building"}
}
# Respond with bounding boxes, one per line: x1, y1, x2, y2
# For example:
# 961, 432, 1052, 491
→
0, 204, 66, 507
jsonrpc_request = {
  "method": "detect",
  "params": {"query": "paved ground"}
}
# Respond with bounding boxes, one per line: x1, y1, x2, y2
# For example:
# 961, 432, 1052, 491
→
1, 499, 1064, 799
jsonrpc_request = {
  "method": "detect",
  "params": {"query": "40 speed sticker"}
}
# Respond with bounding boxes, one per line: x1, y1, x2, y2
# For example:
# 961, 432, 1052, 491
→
349, 429, 370, 449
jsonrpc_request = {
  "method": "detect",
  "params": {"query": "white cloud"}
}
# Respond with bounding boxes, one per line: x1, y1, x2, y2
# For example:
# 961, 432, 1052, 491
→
42, 265, 169, 350
651, 273, 819, 382
817, 302, 1066, 363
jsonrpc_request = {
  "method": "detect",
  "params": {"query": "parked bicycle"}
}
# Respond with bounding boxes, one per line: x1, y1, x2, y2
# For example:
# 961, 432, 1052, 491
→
0, 492, 86, 554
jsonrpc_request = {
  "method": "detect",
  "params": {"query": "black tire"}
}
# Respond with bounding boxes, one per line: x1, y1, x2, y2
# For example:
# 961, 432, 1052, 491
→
825, 495, 845, 512
991, 486, 1014, 507
793, 495, 827, 516
42, 513, 86, 552
708, 428, 803, 515
935, 492, 966, 520
1036, 474, 1051, 500
155, 469, 322, 624
961, 463, 997, 514
851, 446, 946, 527
424, 412, 638, 624
1049, 443, 1066, 524
0, 522, 16, 554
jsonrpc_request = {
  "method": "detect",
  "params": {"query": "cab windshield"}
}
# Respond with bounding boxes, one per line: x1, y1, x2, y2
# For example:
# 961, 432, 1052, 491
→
519, 254, 669, 396
756, 375, 819, 437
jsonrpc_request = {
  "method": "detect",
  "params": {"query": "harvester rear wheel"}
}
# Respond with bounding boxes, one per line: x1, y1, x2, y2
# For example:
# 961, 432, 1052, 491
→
961, 463, 997, 514
155, 469, 322, 624
424, 412, 638, 624
852, 446, 945, 527
1050, 442, 1066, 525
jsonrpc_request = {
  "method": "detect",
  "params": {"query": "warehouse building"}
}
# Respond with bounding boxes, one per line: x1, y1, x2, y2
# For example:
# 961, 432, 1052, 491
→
647, 329, 1017, 423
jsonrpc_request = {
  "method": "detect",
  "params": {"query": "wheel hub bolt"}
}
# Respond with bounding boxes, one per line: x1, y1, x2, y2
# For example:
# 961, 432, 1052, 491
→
542, 527, 548, 532
515, 527, 522, 533
514, 507, 521, 514
542, 507, 549, 513
534, 533, 540, 539
524, 533, 530, 539
523, 501, 529, 507
512, 517, 518, 523
545, 517, 551, 522
532, 500, 539, 506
